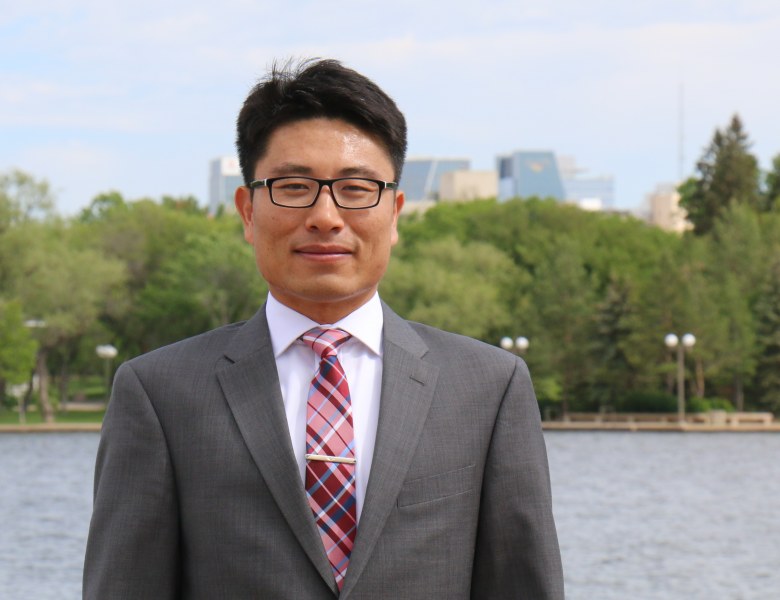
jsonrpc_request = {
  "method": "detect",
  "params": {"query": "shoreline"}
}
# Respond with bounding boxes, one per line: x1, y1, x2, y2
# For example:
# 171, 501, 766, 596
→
2, 422, 780, 433
542, 421, 780, 432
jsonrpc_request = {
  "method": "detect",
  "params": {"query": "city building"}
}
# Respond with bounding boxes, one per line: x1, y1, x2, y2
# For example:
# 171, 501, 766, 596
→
399, 157, 470, 204
209, 156, 243, 215
439, 170, 498, 202
558, 155, 615, 210
497, 150, 615, 210
497, 150, 566, 202
647, 183, 691, 233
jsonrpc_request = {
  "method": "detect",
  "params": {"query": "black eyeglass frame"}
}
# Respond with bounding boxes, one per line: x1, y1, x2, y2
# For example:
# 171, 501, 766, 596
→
248, 176, 398, 209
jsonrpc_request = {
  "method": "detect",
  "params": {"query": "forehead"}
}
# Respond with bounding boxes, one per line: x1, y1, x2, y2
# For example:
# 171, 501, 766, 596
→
258, 118, 393, 175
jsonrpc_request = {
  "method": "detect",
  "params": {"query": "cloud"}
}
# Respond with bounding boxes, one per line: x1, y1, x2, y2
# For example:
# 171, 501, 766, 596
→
2, 0, 780, 213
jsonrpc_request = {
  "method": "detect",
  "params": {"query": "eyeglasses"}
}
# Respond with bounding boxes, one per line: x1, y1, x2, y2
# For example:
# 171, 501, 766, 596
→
249, 176, 398, 209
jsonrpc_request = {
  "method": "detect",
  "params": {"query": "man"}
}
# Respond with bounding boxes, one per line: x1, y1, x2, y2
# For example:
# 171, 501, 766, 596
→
83, 59, 564, 599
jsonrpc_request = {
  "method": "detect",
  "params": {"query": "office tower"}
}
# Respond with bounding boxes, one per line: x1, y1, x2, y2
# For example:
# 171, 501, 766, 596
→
400, 157, 470, 203
209, 157, 243, 215
647, 183, 690, 233
496, 151, 566, 202
558, 155, 615, 210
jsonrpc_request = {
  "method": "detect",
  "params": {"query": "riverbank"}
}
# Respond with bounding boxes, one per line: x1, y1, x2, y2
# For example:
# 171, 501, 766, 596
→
543, 421, 780, 432
0, 423, 102, 433
2, 421, 780, 433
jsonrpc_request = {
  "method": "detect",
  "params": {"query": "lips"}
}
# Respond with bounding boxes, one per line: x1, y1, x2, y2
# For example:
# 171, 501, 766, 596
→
294, 243, 352, 259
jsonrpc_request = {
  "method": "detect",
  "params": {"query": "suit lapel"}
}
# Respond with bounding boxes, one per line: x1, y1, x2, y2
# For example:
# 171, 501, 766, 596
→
216, 307, 337, 594
340, 304, 440, 598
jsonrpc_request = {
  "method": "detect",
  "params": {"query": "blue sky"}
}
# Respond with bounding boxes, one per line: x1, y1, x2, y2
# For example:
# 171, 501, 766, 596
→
2, 0, 779, 215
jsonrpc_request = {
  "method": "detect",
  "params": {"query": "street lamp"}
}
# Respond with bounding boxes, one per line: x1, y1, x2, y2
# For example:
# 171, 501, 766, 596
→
500, 336, 529, 354
664, 333, 696, 423
95, 344, 118, 404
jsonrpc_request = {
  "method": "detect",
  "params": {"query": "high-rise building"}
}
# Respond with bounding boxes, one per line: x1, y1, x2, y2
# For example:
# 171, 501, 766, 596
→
400, 158, 470, 204
439, 170, 497, 202
497, 150, 615, 209
497, 151, 566, 202
647, 183, 691, 233
558, 155, 615, 210
209, 157, 243, 215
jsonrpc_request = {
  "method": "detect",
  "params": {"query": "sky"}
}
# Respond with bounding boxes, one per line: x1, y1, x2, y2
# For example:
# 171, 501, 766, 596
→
2, 0, 780, 216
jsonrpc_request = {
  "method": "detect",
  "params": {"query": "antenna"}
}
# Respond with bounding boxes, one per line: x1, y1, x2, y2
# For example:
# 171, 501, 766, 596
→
678, 83, 685, 181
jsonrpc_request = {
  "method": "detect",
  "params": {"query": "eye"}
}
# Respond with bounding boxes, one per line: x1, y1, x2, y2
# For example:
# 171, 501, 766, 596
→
275, 178, 315, 193
337, 179, 378, 195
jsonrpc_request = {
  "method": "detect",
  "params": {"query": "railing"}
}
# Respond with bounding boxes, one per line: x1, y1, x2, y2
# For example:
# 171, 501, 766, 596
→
563, 411, 774, 424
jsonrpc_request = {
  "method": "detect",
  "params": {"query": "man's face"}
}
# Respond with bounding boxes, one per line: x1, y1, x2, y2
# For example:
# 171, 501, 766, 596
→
235, 117, 404, 323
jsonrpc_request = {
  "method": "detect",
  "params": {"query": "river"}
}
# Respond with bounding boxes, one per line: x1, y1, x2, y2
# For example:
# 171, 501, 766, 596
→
1, 431, 778, 599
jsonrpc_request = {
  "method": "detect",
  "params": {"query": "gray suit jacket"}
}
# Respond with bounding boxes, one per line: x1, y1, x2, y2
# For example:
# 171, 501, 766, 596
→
83, 303, 563, 599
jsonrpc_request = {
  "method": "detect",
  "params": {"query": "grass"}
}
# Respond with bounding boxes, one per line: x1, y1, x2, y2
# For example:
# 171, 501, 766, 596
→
1, 374, 109, 425
0, 406, 106, 425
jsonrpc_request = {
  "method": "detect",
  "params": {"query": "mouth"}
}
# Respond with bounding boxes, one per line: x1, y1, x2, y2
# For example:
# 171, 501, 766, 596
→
294, 244, 353, 261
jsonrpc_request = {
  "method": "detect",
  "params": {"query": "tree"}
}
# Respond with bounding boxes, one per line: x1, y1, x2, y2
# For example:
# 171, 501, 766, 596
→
0, 170, 55, 233
523, 238, 596, 416
135, 230, 267, 349
78, 196, 217, 355
0, 300, 38, 406
4, 221, 126, 421
751, 257, 780, 411
381, 237, 520, 342
679, 114, 762, 235
764, 153, 780, 212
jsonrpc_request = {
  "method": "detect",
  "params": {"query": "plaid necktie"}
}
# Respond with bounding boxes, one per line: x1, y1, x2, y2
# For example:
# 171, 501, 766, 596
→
301, 327, 357, 591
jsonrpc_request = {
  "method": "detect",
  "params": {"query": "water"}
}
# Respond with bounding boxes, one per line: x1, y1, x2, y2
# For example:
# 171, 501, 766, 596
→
0, 434, 97, 600
547, 432, 780, 600
1, 432, 779, 599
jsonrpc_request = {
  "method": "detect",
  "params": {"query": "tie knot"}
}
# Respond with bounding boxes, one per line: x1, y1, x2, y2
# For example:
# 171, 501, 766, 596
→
301, 327, 351, 360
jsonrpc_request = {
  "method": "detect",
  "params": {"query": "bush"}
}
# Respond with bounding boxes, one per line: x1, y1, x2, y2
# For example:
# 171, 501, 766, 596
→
688, 397, 735, 413
617, 391, 677, 413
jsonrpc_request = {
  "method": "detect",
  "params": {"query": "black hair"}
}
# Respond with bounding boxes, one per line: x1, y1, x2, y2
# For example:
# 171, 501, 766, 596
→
236, 58, 407, 185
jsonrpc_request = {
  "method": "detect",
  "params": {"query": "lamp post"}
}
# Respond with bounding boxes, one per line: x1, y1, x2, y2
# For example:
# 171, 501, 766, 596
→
664, 333, 696, 423
95, 344, 118, 404
500, 336, 529, 355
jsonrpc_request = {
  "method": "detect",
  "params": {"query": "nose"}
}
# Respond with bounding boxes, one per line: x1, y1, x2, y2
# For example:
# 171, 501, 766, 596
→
305, 184, 344, 231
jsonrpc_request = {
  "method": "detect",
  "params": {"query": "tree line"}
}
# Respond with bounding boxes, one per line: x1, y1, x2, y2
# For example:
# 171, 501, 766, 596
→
1, 114, 779, 420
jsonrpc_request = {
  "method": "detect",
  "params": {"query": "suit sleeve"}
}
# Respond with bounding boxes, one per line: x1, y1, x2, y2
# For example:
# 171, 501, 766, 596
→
471, 357, 564, 600
83, 362, 180, 599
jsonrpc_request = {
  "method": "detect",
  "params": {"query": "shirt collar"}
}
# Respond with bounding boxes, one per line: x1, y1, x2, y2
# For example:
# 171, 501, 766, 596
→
265, 292, 384, 358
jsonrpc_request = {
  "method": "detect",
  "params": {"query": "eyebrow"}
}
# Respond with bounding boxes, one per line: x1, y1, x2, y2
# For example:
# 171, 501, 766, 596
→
268, 163, 387, 179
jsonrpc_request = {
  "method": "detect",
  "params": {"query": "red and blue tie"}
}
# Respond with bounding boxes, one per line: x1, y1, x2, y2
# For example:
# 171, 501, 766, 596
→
301, 327, 357, 591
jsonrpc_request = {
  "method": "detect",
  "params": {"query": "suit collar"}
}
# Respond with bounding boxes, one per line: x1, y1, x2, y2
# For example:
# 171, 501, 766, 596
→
340, 304, 440, 598
217, 306, 338, 594
218, 303, 440, 598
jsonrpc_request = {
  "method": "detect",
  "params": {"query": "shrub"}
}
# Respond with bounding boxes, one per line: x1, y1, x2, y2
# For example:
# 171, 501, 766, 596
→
617, 391, 677, 413
688, 397, 735, 413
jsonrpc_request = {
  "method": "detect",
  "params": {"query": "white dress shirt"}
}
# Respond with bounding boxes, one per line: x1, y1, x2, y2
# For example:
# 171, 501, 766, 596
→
265, 292, 384, 521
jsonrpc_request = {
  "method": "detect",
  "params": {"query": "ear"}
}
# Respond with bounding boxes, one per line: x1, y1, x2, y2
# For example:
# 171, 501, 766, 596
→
235, 185, 254, 243
390, 190, 404, 246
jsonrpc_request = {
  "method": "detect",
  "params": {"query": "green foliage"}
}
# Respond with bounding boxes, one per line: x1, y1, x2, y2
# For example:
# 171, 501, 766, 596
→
617, 391, 677, 413
381, 237, 520, 341
136, 229, 266, 349
0, 169, 55, 233
0, 300, 38, 384
3, 128, 780, 417
688, 397, 735, 413
680, 114, 762, 235
751, 257, 780, 412
3, 220, 127, 351
763, 154, 780, 212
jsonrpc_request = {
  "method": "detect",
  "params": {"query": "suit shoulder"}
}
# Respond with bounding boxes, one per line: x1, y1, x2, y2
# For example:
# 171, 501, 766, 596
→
125, 321, 245, 373
405, 321, 519, 372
